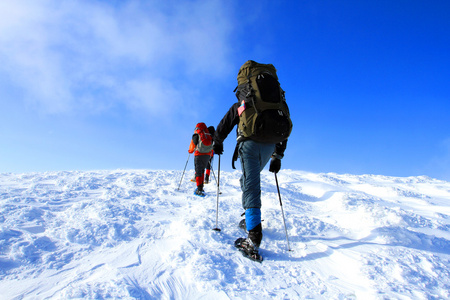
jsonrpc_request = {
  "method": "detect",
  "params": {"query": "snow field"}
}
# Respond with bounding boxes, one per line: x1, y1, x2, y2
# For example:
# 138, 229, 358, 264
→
0, 169, 449, 299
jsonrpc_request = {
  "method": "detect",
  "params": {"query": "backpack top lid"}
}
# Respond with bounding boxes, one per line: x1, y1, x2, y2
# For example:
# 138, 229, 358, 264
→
195, 122, 208, 132
237, 60, 278, 86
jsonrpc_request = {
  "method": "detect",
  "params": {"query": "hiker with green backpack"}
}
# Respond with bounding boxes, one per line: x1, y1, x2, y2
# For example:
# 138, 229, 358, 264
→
213, 60, 292, 261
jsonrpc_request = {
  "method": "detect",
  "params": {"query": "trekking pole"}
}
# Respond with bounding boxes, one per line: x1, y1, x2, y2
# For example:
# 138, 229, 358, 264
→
212, 155, 221, 232
211, 167, 217, 185
275, 173, 292, 251
177, 153, 191, 191
210, 167, 222, 194
209, 156, 217, 185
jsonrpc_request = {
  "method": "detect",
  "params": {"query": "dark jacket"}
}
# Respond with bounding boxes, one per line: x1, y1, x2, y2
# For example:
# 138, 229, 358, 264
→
214, 102, 288, 158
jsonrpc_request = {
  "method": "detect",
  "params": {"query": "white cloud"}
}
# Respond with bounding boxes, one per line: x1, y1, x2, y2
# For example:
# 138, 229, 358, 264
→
0, 0, 234, 116
122, 78, 182, 115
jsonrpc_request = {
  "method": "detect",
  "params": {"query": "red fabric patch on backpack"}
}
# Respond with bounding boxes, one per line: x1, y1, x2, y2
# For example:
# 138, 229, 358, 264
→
237, 100, 246, 116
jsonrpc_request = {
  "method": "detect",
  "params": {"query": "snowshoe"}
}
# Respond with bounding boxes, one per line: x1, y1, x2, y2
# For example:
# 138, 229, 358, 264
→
234, 237, 263, 262
194, 188, 206, 197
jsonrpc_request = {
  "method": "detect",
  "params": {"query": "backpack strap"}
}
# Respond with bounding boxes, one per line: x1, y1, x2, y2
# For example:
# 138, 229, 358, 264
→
231, 135, 249, 169
232, 143, 239, 169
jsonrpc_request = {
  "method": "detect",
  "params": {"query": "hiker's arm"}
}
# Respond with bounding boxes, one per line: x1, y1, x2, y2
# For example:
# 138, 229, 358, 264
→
188, 134, 199, 153
188, 139, 195, 153
214, 102, 239, 144
192, 134, 199, 145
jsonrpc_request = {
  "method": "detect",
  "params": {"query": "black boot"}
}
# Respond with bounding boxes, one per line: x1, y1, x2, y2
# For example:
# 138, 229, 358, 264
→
248, 223, 263, 248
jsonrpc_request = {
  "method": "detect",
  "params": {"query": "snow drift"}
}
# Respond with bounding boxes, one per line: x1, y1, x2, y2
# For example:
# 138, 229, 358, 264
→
1, 169, 449, 299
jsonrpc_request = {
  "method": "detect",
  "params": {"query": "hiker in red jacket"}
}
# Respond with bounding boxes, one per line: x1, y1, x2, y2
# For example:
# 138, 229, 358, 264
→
188, 123, 213, 197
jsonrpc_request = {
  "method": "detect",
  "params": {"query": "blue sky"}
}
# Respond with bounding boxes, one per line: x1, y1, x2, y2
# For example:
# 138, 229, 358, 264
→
1, 0, 449, 180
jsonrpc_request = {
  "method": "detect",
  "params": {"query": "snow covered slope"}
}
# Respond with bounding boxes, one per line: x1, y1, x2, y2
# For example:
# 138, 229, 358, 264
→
1, 169, 449, 299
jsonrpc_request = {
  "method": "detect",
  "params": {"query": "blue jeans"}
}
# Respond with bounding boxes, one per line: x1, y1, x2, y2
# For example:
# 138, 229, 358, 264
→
239, 140, 275, 210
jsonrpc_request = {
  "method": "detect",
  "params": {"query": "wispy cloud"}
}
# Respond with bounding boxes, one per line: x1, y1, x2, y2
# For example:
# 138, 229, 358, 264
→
0, 0, 234, 116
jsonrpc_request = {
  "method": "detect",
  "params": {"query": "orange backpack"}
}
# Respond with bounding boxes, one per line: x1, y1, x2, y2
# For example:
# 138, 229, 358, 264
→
195, 123, 213, 153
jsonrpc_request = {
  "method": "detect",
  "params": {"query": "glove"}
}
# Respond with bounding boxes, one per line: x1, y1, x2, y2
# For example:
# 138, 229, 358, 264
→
269, 157, 281, 173
213, 141, 223, 155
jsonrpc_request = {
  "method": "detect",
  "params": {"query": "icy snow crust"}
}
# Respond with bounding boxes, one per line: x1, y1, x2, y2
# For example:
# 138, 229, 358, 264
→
0, 169, 449, 299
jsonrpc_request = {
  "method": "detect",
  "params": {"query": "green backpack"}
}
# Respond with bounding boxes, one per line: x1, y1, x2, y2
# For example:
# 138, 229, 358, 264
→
235, 60, 292, 144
